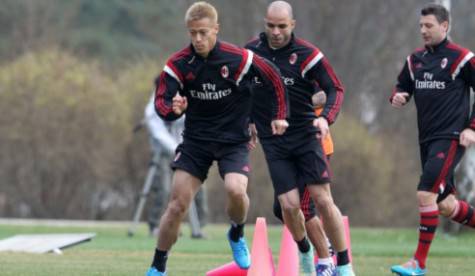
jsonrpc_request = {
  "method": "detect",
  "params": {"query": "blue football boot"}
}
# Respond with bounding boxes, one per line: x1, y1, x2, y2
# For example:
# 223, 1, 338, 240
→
391, 259, 427, 275
146, 267, 166, 276
227, 230, 251, 269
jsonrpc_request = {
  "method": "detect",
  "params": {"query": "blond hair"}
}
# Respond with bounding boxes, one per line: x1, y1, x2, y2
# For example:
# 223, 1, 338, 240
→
184, 2, 218, 24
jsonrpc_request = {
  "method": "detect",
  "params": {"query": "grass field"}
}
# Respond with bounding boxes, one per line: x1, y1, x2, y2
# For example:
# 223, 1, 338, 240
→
0, 220, 474, 275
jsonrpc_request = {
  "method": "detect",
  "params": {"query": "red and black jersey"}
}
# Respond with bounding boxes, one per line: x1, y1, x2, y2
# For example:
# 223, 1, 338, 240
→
154, 40, 287, 143
246, 33, 344, 138
392, 38, 475, 143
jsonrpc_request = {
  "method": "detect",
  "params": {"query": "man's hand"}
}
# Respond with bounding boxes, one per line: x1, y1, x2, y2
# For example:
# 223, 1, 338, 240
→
172, 93, 187, 115
312, 90, 326, 109
271, 119, 288, 135
313, 117, 329, 139
391, 92, 410, 108
460, 128, 475, 147
248, 123, 258, 150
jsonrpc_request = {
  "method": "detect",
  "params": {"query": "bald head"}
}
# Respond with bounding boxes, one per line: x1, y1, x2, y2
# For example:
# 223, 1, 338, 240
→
267, 1, 293, 19
264, 0, 295, 49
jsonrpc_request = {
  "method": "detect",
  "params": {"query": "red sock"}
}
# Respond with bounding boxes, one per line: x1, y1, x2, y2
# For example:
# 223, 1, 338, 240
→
414, 204, 439, 269
450, 200, 475, 227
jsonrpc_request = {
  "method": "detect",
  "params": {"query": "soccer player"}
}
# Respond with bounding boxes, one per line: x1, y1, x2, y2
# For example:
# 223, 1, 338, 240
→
264, 89, 337, 275
390, 3, 475, 275
246, 1, 354, 275
146, 2, 288, 276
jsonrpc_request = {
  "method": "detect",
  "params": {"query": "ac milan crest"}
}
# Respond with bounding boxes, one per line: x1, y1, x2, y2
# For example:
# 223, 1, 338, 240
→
185, 72, 195, 81
441, 57, 448, 69
436, 152, 445, 159
289, 53, 297, 65
221, 65, 229, 78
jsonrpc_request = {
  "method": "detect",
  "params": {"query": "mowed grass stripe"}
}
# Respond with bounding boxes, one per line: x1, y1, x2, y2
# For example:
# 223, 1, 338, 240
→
0, 222, 474, 275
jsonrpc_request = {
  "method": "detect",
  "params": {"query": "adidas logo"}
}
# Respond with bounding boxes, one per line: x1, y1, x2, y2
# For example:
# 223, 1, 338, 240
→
322, 170, 329, 178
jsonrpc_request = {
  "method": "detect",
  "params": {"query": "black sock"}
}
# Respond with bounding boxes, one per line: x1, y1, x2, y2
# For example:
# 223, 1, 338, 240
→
151, 248, 168, 272
296, 236, 311, 253
336, 249, 349, 266
229, 223, 244, 242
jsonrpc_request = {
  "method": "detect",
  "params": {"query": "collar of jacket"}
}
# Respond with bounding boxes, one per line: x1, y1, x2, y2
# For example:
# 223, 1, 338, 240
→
189, 40, 221, 60
425, 37, 449, 53
259, 32, 295, 53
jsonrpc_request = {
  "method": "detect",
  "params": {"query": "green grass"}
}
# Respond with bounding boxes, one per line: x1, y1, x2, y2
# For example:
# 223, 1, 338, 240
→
0, 221, 475, 275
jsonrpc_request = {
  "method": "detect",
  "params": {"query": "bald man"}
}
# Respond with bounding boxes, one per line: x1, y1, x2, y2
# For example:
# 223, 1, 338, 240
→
247, 1, 355, 275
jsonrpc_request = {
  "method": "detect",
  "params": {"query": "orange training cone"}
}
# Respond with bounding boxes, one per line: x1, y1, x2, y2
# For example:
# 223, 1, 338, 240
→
247, 217, 275, 276
276, 225, 299, 276
206, 261, 247, 276
342, 216, 353, 263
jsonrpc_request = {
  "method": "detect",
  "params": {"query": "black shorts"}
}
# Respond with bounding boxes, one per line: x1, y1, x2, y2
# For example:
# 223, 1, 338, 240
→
261, 132, 332, 196
172, 137, 250, 182
272, 155, 332, 222
418, 139, 464, 202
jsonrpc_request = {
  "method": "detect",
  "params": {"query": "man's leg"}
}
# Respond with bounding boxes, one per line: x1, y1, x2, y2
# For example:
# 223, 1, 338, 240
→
309, 184, 353, 275
277, 189, 316, 274
298, 187, 333, 260
278, 189, 307, 244
392, 140, 462, 275
263, 149, 314, 273
391, 191, 437, 276
274, 192, 333, 259
306, 217, 332, 258
306, 217, 336, 275
224, 172, 251, 269
149, 169, 202, 273
440, 194, 475, 227
415, 191, 439, 269
273, 191, 333, 275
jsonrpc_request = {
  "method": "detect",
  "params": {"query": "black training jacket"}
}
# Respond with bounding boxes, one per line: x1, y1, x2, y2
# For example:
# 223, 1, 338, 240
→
392, 38, 475, 143
246, 33, 344, 138
155, 40, 287, 143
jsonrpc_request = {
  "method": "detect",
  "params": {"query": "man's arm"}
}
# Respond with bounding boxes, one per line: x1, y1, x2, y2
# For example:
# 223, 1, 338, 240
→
250, 53, 289, 135
459, 55, 475, 147
462, 56, 475, 130
391, 91, 410, 108
302, 50, 343, 139
154, 60, 186, 121
305, 53, 344, 126
390, 56, 415, 108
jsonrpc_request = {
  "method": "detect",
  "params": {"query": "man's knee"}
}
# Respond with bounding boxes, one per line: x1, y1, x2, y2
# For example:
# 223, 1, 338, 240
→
417, 190, 438, 205
224, 174, 248, 199
312, 188, 334, 211
276, 198, 300, 224
281, 203, 301, 216
167, 197, 189, 218
278, 189, 301, 209
438, 195, 457, 217
315, 199, 334, 215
